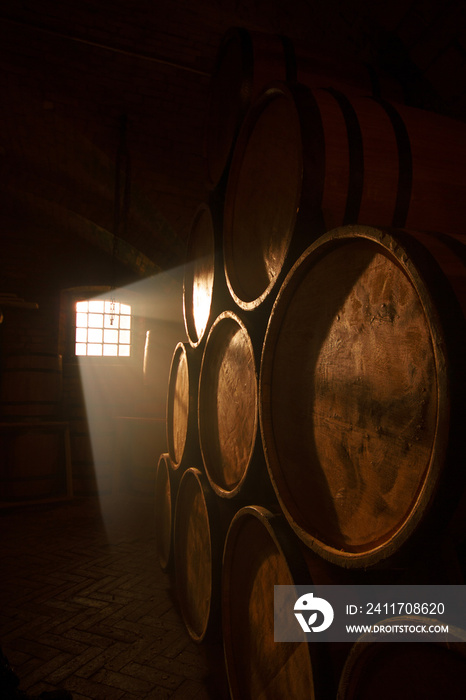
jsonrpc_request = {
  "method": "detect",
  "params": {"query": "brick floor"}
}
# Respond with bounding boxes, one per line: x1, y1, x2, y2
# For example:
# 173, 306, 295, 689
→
0, 495, 230, 699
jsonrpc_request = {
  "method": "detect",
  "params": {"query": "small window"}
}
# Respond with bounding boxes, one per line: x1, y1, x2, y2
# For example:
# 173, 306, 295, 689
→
75, 299, 132, 357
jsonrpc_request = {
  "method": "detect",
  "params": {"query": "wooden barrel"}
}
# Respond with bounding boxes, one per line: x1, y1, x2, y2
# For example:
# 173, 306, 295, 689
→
0, 352, 63, 419
173, 467, 233, 642
222, 505, 334, 700
331, 92, 466, 235
166, 342, 200, 470
204, 27, 406, 191
260, 226, 466, 568
204, 27, 295, 190
182, 201, 231, 348
154, 452, 178, 572
183, 204, 216, 348
222, 83, 305, 310
337, 625, 466, 699
198, 311, 271, 501
223, 82, 466, 309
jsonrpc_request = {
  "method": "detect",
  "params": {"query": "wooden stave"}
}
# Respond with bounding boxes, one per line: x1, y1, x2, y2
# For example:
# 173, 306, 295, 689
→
222, 81, 466, 311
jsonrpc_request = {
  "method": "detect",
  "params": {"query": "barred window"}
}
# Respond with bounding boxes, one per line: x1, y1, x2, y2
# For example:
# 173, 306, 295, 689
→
75, 300, 132, 357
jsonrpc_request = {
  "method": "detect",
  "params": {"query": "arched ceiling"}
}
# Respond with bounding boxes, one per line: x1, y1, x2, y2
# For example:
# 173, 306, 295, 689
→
1, 0, 465, 277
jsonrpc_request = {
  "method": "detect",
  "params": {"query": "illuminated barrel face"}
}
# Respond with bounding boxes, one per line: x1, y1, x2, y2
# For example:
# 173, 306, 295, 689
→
198, 312, 257, 496
183, 205, 216, 347
170, 348, 189, 466
191, 251, 214, 344
166, 343, 200, 470
174, 468, 213, 642
259, 226, 459, 567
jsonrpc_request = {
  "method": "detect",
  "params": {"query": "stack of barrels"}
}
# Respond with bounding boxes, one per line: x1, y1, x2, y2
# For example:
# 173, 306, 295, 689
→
155, 27, 466, 700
